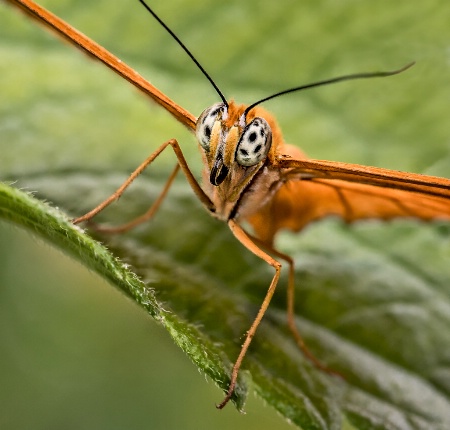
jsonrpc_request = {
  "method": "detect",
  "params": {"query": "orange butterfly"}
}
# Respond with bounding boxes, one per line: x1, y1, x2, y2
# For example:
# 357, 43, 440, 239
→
7, 0, 450, 409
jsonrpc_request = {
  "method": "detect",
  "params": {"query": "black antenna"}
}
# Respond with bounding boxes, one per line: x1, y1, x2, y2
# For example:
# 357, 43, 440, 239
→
138, 0, 228, 106
244, 61, 415, 116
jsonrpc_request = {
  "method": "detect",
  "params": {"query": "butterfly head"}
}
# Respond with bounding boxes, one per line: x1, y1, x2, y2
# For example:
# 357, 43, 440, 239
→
196, 101, 274, 186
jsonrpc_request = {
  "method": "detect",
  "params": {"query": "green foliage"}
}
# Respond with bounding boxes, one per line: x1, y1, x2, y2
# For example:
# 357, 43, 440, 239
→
1, 0, 450, 429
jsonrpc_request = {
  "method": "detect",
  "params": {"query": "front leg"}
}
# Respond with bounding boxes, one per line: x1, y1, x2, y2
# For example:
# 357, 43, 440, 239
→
217, 219, 282, 409
73, 138, 215, 226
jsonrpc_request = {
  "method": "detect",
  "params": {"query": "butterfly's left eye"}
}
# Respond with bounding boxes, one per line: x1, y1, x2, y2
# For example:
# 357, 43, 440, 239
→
235, 117, 272, 167
196, 102, 226, 151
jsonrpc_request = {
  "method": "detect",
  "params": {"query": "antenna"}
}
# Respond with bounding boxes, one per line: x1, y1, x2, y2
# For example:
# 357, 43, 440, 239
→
138, 0, 414, 116
138, 0, 228, 106
244, 62, 415, 116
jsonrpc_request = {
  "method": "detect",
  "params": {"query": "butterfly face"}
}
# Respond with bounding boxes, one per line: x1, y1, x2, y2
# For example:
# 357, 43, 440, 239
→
196, 102, 272, 186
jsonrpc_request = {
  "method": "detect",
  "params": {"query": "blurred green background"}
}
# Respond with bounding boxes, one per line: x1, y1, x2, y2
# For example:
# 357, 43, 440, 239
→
1, 0, 449, 428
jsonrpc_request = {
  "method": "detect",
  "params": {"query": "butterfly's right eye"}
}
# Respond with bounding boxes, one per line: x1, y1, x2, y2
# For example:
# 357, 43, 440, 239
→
196, 102, 226, 151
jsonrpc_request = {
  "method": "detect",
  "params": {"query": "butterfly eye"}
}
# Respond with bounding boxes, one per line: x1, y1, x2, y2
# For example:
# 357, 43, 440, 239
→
196, 102, 226, 151
235, 117, 272, 167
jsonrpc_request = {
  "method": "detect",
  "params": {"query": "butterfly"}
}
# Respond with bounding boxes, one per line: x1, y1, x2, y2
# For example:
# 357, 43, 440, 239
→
7, 0, 450, 410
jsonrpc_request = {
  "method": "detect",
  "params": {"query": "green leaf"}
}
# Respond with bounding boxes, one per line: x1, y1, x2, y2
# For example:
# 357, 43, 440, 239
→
1, 1, 450, 429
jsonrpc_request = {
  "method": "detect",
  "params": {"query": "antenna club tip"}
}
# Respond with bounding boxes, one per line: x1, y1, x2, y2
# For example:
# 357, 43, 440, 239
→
401, 60, 416, 72
384, 60, 415, 77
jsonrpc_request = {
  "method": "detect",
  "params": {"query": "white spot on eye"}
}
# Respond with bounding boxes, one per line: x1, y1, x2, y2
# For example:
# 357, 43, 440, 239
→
236, 117, 271, 166
195, 102, 226, 151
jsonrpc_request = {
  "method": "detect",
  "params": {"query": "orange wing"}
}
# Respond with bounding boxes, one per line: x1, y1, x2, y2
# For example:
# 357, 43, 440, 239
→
8, 0, 196, 131
279, 158, 450, 199
248, 149, 450, 245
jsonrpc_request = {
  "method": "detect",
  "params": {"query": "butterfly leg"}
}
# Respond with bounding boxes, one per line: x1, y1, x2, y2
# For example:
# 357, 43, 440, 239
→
89, 163, 180, 234
73, 138, 214, 226
248, 235, 341, 377
217, 219, 282, 409
284, 253, 341, 376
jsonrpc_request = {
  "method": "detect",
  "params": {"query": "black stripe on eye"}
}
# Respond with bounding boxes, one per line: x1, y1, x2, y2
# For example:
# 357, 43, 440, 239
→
210, 107, 221, 117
